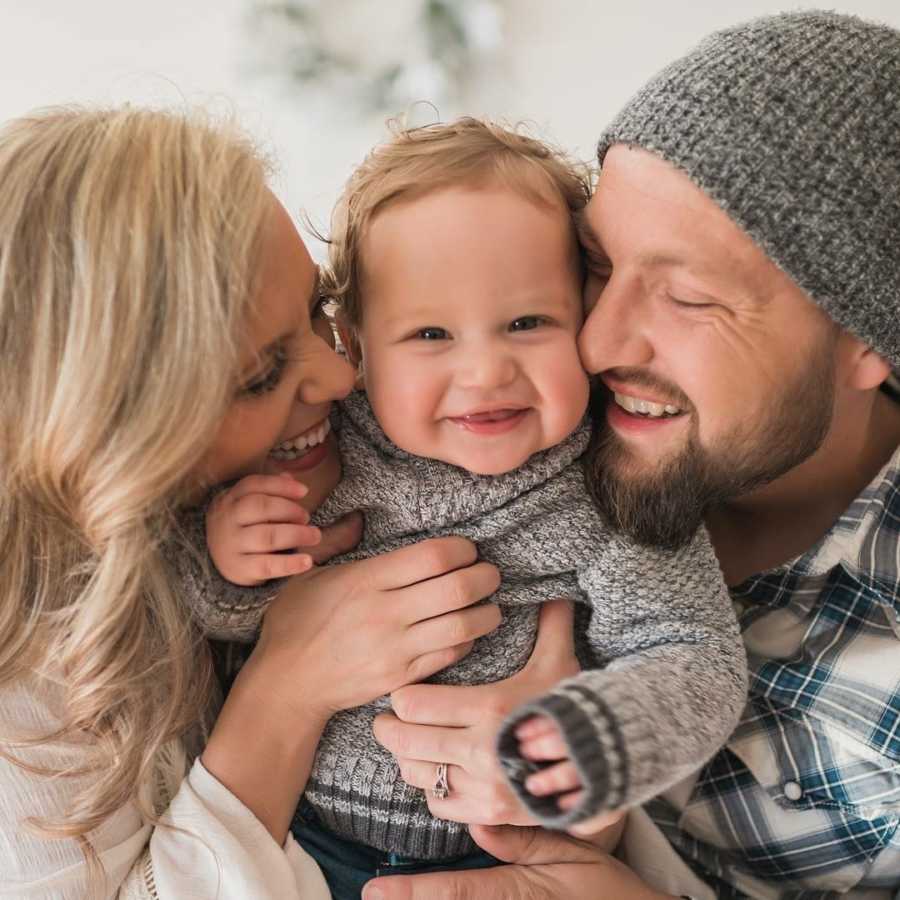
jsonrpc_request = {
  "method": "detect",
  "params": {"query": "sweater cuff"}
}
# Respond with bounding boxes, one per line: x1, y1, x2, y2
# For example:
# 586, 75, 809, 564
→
496, 675, 653, 828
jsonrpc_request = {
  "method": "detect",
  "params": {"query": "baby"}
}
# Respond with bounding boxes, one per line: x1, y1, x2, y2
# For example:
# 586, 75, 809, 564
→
184, 119, 746, 890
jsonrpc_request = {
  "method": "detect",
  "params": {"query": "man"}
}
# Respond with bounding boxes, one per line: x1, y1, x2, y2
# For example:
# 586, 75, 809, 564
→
365, 10, 900, 899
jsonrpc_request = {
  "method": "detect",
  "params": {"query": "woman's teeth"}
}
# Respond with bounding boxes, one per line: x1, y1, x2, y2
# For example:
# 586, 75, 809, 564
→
269, 418, 331, 460
614, 392, 682, 418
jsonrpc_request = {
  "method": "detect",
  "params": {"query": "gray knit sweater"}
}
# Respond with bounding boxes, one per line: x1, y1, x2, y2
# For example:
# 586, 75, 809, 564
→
179, 390, 746, 859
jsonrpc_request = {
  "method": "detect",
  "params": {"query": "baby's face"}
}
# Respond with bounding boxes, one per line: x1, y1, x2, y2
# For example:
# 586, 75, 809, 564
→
356, 185, 589, 475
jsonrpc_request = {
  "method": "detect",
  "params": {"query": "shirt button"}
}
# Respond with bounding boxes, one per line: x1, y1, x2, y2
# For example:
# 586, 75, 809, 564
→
783, 780, 803, 801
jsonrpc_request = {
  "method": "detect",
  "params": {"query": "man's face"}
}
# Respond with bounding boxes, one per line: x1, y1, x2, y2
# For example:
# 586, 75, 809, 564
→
578, 146, 839, 548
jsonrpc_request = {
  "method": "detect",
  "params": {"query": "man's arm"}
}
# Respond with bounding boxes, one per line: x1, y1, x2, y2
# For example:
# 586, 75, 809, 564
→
360, 824, 677, 900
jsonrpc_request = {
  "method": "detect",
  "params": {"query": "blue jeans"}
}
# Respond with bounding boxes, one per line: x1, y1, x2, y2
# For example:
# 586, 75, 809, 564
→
292, 807, 503, 900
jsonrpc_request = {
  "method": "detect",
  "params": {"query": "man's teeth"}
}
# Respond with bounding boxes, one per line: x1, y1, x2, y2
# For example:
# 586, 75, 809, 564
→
614, 393, 682, 418
269, 418, 331, 460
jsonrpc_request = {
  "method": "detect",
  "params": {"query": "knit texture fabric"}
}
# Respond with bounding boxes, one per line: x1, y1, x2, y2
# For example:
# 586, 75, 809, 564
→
597, 10, 900, 369
180, 391, 746, 859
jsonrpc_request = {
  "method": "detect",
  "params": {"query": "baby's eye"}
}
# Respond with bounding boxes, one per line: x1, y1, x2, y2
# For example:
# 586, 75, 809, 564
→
416, 327, 448, 340
509, 316, 544, 332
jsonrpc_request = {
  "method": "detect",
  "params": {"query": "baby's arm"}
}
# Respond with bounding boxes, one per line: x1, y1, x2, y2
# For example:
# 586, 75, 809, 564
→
496, 526, 747, 828
170, 474, 314, 643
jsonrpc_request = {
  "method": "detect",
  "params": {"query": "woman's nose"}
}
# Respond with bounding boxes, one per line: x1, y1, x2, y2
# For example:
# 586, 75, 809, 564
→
298, 340, 356, 404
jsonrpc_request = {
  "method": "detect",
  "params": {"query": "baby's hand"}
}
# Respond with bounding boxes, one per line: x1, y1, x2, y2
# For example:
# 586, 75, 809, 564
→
206, 474, 321, 586
517, 713, 627, 851
515, 713, 584, 812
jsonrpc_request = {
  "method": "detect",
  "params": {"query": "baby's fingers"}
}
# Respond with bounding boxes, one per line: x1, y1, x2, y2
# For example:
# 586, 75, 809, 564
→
238, 523, 321, 554
226, 473, 309, 503
518, 724, 568, 762
524, 759, 582, 797
514, 714, 560, 742
232, 493, 310, 527
243, 552, 314, 583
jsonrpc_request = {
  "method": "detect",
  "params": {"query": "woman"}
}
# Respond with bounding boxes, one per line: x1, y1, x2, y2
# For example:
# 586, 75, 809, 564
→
0, 105, 504, 899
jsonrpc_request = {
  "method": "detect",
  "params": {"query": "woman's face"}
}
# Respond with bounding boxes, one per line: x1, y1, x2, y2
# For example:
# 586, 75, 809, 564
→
198, 196, 355, 512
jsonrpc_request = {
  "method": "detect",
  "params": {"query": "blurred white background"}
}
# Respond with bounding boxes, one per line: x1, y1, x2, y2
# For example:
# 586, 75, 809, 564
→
2, 0, 898, 253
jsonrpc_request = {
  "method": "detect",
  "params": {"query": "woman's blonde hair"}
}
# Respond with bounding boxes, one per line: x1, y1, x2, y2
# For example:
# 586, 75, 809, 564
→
323, 116, 592, 331
0, 106, 271, 868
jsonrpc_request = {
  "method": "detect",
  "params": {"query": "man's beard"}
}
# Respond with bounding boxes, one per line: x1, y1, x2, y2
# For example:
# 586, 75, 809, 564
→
585, 344, 837, 550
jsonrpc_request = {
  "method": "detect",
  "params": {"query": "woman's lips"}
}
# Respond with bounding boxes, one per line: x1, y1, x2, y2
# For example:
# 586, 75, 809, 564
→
267, 433, 335, 474
448, 408, 529, 436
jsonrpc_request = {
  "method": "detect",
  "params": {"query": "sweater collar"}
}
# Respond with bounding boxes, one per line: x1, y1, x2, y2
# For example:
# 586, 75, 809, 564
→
338, 390, 591, 526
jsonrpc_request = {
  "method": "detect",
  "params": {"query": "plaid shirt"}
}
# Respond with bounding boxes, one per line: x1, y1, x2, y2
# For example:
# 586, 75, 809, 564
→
646, 440, 900, 899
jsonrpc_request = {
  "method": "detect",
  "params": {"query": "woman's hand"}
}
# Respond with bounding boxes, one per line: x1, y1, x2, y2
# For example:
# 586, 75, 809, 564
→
361, 823, 676, 900
252, 534, 502, 719
373, 598, 579, 826
203, 533, 501, 843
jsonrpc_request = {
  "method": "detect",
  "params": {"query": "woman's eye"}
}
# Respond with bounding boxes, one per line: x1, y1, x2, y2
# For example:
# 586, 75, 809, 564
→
509, 316, 543, 332
416, 327, 448, 340
240, 347, 288, 397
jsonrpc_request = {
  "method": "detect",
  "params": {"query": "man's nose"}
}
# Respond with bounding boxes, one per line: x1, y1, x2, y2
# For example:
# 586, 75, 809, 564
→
578, 276, 653, 375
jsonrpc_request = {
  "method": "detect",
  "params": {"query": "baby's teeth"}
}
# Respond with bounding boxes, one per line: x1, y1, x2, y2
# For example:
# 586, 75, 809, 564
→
664, 404, 680, 415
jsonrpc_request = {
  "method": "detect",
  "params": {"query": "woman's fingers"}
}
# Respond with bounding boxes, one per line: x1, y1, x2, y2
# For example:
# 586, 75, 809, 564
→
373, 713, 470, 768
308, 511, 363, 563
397, 559, 501, 623
238, 523, 321, 553
406, 596, 500, 653
406, 641, 476, 684
395, 758, 530, 825
521, 598, 578, 678
359, 536, 480, 590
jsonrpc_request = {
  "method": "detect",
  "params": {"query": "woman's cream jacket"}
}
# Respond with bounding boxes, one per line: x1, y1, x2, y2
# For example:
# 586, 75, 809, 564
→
0, 676, 330, 899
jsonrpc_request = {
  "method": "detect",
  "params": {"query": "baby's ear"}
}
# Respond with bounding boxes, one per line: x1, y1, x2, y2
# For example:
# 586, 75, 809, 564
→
335, 310, 362, 367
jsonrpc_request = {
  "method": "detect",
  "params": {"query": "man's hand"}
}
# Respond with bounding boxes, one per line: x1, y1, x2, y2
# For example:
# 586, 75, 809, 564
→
360, 823, 676, 900
373, 598, 579, 826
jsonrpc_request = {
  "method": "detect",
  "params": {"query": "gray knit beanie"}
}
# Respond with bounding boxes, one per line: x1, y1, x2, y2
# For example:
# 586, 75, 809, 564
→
597, 10, 900, 369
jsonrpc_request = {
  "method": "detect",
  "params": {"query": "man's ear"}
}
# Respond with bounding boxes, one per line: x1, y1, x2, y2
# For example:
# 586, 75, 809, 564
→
335, 312, 362, 367
844, 336, 892, 391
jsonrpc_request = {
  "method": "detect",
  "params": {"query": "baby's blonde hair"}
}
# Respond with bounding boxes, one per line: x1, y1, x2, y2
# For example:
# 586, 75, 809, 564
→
323, 117, 592, 331
0, 106, 271, 880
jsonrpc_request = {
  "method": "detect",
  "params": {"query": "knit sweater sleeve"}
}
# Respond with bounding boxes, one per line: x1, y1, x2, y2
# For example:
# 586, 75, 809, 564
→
496, 525, 747, 828
167, 496, 282, 643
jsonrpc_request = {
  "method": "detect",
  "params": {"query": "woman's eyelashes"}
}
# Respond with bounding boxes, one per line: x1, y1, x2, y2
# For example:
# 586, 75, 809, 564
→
240, 345, 289, 397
